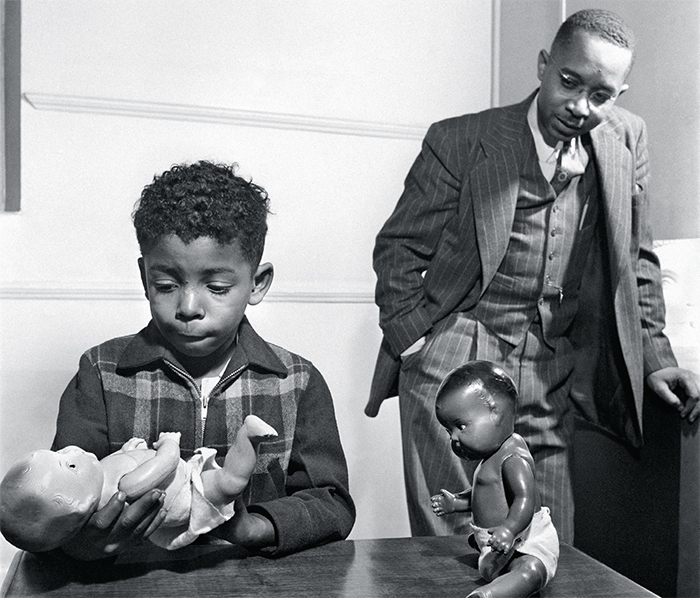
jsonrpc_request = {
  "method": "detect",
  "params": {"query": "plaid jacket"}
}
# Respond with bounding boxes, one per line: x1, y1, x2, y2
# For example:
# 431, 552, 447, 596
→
52, 317, 355, 555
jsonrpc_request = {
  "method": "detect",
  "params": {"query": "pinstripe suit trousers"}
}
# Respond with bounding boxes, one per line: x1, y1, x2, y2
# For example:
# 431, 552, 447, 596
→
398, 311, 576, 543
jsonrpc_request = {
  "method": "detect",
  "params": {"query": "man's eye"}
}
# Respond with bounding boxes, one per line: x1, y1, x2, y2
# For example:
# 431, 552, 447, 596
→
560, 74, 579, 90
459, 424, 467, 431
153, 282, 177, 293
590, 91, 613, 105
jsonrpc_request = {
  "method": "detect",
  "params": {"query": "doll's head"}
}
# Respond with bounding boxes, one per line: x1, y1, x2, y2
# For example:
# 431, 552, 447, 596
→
435, 361, 518, 461
0, 446, 104, 552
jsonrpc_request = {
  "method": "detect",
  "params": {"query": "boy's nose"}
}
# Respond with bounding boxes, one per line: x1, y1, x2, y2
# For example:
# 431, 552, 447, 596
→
176, 288, 204, 320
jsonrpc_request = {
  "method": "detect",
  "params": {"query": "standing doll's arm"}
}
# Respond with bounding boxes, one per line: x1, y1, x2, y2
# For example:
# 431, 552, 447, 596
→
431, 488, 472, 516
117, 432, 181, 502
487, 455, 537, 553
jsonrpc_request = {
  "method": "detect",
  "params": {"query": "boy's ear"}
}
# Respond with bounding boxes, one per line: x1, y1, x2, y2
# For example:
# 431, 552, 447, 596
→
248, 262, 274, 306
138, 257, 149, 299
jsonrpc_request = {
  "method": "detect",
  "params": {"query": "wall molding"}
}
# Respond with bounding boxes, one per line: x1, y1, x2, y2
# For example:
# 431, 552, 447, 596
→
23, 92, 427, 141
0, 282, 374, 304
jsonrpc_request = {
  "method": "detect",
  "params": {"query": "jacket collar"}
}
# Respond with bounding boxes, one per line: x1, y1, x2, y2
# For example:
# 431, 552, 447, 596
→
117, 316, 287, 378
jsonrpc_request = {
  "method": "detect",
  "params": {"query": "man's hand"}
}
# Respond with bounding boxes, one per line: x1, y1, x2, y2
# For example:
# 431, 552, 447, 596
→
647, 367, 700, 423
60, 489, 166, 561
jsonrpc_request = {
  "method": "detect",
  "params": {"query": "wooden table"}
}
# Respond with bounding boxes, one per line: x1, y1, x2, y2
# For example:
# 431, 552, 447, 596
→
1, 536, 657, 597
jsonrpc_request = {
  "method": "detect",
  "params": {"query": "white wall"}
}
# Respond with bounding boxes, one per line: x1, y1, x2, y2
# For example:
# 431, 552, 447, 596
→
0, 0, 494, 576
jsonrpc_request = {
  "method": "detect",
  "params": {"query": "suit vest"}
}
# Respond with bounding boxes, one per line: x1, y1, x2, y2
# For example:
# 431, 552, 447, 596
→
468, 136, 599, 348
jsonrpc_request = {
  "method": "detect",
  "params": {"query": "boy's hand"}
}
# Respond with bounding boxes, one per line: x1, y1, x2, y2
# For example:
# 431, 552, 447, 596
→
211, 498, 276, 549
487, 526, 516, 554
60, 490, 166, 561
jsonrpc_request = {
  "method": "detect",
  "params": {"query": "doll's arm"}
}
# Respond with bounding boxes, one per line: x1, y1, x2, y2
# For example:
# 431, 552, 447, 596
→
117, 432, 181, 502
431, 488, 472, 516
487, 455, 536, 554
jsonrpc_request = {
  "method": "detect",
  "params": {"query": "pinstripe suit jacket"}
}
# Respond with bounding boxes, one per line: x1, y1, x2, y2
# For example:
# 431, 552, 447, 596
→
366, 92, 677, 448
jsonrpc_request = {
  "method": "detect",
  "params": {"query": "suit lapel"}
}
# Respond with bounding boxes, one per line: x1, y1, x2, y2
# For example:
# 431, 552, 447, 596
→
590, 121, 634, 287
470, 100, 532, 291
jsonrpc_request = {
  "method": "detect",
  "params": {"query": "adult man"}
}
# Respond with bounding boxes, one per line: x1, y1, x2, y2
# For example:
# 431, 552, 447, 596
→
366, 9, 700, 543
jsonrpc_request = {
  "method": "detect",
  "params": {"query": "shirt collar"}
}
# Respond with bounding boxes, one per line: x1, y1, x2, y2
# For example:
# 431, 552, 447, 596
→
527, 92, 562, 165
117, 316, 287, 378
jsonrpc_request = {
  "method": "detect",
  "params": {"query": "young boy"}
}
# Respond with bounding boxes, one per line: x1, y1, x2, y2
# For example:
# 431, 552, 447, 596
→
431, 361, 558, 598
51, 161, 355, 560
1, 416, 276, 552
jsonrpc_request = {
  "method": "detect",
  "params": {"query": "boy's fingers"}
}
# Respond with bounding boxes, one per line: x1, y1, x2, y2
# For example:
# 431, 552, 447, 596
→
115, 490, 165, 536
89, 491, 127, 529
142, 508, 168, 539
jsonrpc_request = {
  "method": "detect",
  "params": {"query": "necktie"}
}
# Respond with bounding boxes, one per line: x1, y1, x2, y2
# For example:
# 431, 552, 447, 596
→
551, 139, 585, 194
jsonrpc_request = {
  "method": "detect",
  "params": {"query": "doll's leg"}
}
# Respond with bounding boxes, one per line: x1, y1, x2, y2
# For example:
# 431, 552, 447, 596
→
477, 543, 517, 583
217, 415, 277, 498
468, 554, 547, 598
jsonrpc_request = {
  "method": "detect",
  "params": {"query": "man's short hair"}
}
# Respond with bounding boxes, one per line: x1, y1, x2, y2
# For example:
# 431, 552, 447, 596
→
553, 8, 636, 66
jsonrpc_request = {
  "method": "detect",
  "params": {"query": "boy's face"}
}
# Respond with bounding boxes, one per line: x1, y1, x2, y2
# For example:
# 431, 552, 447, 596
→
139, 235, 272, 367
435, 385, 509, 461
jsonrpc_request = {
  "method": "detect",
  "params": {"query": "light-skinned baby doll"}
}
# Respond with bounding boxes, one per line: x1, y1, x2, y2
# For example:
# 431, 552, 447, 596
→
431, 361, 559, 598
0, 415, 276, 553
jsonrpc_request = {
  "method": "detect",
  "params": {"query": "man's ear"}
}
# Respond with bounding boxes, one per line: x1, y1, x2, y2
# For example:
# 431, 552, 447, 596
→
249, 262, 274, 306
537, 49, 548, 82
138, 257, 149, 300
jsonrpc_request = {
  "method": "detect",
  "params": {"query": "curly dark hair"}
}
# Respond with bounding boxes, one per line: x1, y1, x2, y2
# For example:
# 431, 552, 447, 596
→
552, 9, 636, 68
132, 161, 270, 267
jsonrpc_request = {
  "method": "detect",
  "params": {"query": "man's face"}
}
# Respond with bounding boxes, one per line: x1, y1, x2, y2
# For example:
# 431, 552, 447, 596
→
536, 30, 633, 147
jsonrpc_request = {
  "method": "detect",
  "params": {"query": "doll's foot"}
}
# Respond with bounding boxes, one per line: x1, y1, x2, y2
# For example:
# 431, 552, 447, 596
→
155, 431, 182, 446
242, 415, 278, 444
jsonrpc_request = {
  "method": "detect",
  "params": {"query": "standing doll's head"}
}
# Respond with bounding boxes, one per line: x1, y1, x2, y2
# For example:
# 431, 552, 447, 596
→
133, 161, 273, 373
0, 447, 104, 552
435, 361, 518, 461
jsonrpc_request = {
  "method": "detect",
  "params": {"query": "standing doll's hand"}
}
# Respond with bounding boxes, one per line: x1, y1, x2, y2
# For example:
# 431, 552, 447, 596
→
60, 489, 166, 560
431, 489, 458, 516
487, 526, 516, 554
430, 488, 472, 516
